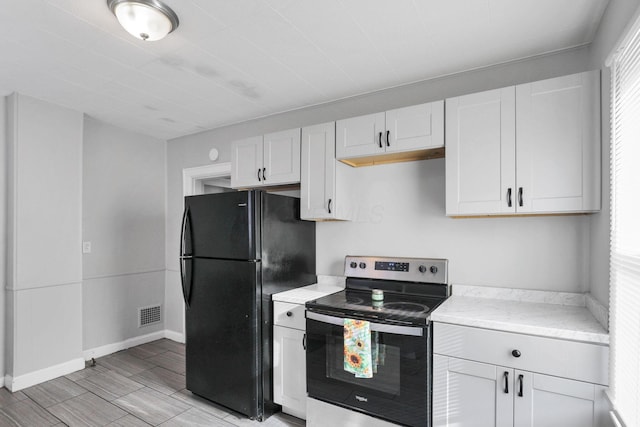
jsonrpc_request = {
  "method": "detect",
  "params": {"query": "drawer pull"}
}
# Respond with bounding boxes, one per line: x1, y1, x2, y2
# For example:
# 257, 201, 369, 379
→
518, 374, 524, 397
512, 349, 521, 358
286, 311, 293, 317
503, 371, 509, 394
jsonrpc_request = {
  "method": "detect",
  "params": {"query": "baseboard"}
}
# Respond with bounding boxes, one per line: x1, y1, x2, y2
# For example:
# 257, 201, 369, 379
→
83, 329, 185, 361
164, 329, 185, 343
1, 330, 185, 392
5, 357, 85, 392
83, 330, 166, 361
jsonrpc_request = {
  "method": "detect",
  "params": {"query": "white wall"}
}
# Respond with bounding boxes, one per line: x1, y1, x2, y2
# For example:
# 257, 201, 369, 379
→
164, 46, 592, 335
82, 118, 166, 352
5, 94, 84, 389
586, 0, 640, 309
317, 160, 590, 291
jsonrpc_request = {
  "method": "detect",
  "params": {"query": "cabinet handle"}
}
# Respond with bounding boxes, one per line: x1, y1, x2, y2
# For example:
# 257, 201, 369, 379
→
328, 199, 332, 214
302, 333, 307, 350
386, 130, 390, 147
263, 167, 266, 181
503, 371, 509, 394
518, 187, 523, 207
286, 311, 292, 317
512, 349, 521, 358
507, 188, 512, 207
518, 374, 524, 397
378, 132, 383, 148
257, 169, 262, 181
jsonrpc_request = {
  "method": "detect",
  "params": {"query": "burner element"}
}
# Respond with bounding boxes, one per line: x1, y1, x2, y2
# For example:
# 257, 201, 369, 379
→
346, 296, 363, 305
382, 302, 429, 313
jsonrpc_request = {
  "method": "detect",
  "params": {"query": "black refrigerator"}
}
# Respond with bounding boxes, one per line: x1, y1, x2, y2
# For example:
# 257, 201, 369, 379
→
179, 190, 316, 420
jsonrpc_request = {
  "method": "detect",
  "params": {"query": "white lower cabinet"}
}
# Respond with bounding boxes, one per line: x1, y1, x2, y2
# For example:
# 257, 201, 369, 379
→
433, 355, 513, 427
273, 301, 307, 419
432, 322, 611, 427
433, 356, 608, 427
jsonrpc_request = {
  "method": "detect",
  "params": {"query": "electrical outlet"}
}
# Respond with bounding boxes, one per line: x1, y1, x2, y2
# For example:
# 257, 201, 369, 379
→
82, 241, 92, 254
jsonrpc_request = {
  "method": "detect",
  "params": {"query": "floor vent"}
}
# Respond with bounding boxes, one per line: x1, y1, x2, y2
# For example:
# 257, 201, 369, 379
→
138, 305, 161, 327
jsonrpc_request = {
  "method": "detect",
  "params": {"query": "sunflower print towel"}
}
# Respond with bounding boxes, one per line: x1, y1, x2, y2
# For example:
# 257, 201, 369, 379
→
344, 319, 373, 378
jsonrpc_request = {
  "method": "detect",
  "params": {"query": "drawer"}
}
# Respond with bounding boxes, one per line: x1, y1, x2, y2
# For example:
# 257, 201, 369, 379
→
433, 322, 609, 385
274, 301, 305, 330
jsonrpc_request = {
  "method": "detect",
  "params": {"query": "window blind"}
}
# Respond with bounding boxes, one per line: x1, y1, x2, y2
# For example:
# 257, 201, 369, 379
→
609, 11, 640, 427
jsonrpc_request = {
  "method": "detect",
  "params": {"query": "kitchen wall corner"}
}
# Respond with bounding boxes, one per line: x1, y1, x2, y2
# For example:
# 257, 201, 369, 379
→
0, 96, 7, 383
82, 117, 167, 352
584, 0, 640, 310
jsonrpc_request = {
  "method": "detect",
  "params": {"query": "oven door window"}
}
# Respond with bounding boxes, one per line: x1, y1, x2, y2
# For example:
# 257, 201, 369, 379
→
306, 315, 429, 427
326, 331, 401, 395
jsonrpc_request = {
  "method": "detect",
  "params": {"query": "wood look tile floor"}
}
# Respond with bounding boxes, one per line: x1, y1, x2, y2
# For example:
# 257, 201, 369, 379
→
0, 340, 305, 427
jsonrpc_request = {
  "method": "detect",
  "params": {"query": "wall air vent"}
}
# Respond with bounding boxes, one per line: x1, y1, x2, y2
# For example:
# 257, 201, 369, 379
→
138, 305, 161, 327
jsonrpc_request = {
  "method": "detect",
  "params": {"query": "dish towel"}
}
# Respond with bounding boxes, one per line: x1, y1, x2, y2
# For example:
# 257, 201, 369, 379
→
343, 319, 373, 378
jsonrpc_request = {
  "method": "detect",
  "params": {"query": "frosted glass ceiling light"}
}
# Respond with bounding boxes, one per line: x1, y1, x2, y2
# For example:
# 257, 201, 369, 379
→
107, 0, 179, 41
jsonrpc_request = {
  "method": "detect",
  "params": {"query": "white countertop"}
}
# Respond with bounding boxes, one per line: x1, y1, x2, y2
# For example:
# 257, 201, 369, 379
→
272, 275, 345, 304
431, 293, 609, 345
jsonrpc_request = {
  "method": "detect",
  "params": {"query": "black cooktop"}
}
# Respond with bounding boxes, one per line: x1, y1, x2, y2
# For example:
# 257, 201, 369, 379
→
305, 288, 447, 326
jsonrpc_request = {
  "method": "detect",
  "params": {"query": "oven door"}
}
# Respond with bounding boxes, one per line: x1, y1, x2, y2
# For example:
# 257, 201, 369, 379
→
306, 311, 430, 427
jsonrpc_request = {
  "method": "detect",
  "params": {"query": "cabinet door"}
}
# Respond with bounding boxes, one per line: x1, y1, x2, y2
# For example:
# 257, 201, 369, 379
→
301, 122, 336, 220
386, 100, 444, 153
515, 70, 600, 213
231, 136, 264, 188
433, 355, 513, 427
445, 87, 516, 216
514, 371, 608, 427
273, 326, 307, 419
263, 128, 301, 186
336, 112, 386, 159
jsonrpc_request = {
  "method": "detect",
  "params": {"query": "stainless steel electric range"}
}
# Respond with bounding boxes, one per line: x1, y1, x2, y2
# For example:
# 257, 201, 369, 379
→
305, 256, 449, 427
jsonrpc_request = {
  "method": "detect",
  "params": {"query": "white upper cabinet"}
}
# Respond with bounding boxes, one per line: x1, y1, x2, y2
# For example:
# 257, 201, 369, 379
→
300, 122, 353, 221
446, 70, 601, 216
515, 72, 600, 213
336, 101, 444, 166
336, 112, 386, 159
231, 128, 301, 188
231, 136, 264, 188
446, 87, 516, 216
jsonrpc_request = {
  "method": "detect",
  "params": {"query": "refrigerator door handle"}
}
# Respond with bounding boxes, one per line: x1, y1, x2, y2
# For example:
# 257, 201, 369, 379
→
179, 256, 192, 308
180, 205, 194, 308
180, 205, 191, 257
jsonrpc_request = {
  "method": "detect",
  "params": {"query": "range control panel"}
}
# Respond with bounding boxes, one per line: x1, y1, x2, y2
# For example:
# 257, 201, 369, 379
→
344, 256, 448, 284
375, 261, 410, 272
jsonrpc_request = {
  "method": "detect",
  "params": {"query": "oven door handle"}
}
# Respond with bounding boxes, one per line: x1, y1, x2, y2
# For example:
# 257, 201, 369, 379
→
306, 311, 424, 337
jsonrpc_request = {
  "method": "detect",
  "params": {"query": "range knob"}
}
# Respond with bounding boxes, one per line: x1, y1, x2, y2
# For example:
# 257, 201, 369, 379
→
350, 261, 357, 268
359, 262, 367, 269
418, 265, 427, 273
429, 266, 438, 274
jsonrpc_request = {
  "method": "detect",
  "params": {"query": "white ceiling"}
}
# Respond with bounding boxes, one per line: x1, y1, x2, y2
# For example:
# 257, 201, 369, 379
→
0, 0, 609, 140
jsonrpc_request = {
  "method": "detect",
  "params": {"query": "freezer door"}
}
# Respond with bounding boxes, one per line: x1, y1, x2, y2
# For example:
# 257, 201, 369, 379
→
185, 258, 263, 418
183, 191, 260, 260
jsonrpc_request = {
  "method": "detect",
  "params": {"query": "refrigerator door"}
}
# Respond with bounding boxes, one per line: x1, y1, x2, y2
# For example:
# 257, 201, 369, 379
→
183, 191, 261, 260
186, 258, 262, 418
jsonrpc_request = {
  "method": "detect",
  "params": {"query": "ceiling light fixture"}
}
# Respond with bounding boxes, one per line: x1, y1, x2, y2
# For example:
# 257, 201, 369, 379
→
107, 0, 179, 41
